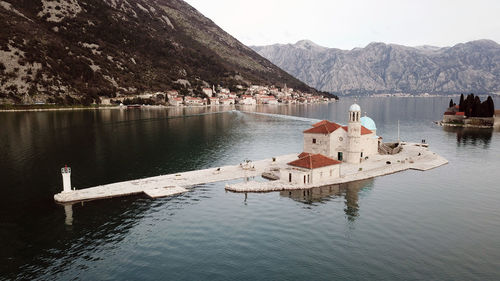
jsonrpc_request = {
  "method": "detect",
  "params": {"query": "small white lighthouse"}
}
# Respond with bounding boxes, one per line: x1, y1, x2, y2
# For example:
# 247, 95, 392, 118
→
61, 165, 72, 193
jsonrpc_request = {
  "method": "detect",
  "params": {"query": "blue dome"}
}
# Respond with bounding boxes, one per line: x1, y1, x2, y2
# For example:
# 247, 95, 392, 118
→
360, 116, 376, 131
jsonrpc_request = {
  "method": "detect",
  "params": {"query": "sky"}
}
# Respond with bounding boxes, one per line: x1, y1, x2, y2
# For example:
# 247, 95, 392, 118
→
184, 0, 500, 50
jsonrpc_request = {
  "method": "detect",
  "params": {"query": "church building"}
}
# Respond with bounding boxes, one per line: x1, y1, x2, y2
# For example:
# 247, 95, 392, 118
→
281, 103, 379, 186
302, 103, 379, 164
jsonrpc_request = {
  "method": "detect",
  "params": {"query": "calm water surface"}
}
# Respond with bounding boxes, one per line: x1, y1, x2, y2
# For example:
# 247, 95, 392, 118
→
1, 97, 500, 280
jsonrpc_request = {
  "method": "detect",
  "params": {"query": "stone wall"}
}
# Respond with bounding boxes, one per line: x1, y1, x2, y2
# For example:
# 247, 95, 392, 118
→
281, 165, 341, 186
311, 165, 340, 184
443, 115, 495, 127
303, 133, 331, 156
465, 117, 494, 127
443, 114, 465, 124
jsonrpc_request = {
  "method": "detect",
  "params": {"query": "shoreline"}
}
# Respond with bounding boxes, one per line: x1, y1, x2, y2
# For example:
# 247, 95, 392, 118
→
0, 105, 121, 112
0, 102, 336, 113
438, 121, 497, 129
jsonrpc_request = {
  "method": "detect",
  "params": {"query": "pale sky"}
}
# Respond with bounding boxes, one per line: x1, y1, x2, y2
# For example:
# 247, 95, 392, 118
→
184, 0, 500, 49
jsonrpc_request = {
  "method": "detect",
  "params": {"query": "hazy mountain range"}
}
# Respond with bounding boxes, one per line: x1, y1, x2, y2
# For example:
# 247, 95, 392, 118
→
252, 39, 500, 96
0, 0, 318, 104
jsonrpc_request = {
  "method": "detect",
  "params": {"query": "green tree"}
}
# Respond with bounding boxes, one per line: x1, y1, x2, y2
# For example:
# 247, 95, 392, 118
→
486, 96, 495, 117
459, 94, 465, 112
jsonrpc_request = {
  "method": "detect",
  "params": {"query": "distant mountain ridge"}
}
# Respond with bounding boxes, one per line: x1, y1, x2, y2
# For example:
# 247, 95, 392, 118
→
252, 39, 500, 95
0, 0, 318, 104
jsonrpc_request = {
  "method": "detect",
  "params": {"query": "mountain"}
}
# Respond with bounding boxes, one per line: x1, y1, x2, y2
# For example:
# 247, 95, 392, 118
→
252, 39, 500, 95
0, 0, 318, 104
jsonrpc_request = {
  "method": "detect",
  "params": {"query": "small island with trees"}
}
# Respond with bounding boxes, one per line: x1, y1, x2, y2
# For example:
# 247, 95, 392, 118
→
442, 94, 499, 128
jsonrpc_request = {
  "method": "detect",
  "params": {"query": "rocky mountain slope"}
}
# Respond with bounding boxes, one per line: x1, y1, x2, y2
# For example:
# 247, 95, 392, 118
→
0, 0, 317, 104
252, 39, 500, 95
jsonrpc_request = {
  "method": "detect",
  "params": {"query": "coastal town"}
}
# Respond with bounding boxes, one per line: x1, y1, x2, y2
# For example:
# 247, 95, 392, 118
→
100, 85, 336, 107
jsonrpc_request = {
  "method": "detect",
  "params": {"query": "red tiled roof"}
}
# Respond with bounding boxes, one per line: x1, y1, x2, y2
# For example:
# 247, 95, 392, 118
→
306, 120, 372, 135
288, 153, 341, 169
312, 120, 330, 127
304, 120, 343, 134
361, 126, 373, 135
456, 112, 465, 116
298, 152, 311, 158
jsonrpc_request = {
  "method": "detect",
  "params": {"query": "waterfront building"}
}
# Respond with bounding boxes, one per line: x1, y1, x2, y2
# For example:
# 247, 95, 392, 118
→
184, 96, 204, 106
166, 90, 179, 100
302, 103, 379, 163
282, 104, 379, 187
169, 97, 183, 106
239, 95, 256, 105
280, 153, 341, 185
209, 97, 219, 105
220, 98, 235, 105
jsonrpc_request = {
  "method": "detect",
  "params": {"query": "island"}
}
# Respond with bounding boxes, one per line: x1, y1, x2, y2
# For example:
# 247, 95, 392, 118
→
226, 103, 447, 192
442, 94, 499, 128
54, 103, 447, 203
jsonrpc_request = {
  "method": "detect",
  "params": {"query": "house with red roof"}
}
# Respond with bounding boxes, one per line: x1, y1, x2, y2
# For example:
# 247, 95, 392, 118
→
281, 153, 341, 185
184, 96, 205, 106
220, 98, 235, 105
209, 97, 219, 105
169, 97, 183, 106
303, 103, 379, 164
238, 95, 256, 105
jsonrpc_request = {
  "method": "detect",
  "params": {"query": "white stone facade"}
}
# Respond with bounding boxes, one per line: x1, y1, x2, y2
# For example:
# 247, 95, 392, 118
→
280, 164, 340, 186
303, 104, 379, 163
239, 95, 256, 105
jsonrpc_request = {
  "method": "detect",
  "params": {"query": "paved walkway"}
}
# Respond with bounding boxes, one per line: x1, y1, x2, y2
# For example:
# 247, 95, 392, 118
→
54, 154, 297, 203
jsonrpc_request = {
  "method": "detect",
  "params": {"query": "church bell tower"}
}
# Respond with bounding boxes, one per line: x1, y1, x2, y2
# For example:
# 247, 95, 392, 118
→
346, 103, 362, 163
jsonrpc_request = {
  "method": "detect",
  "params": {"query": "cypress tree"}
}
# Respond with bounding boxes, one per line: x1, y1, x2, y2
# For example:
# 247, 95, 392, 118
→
465, 94, 474, 116
449, 99, 454, 108
459, 94, 465, 111
479, 101, 488, 117
472, 96, 481, 117
486, 96, 495, 117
